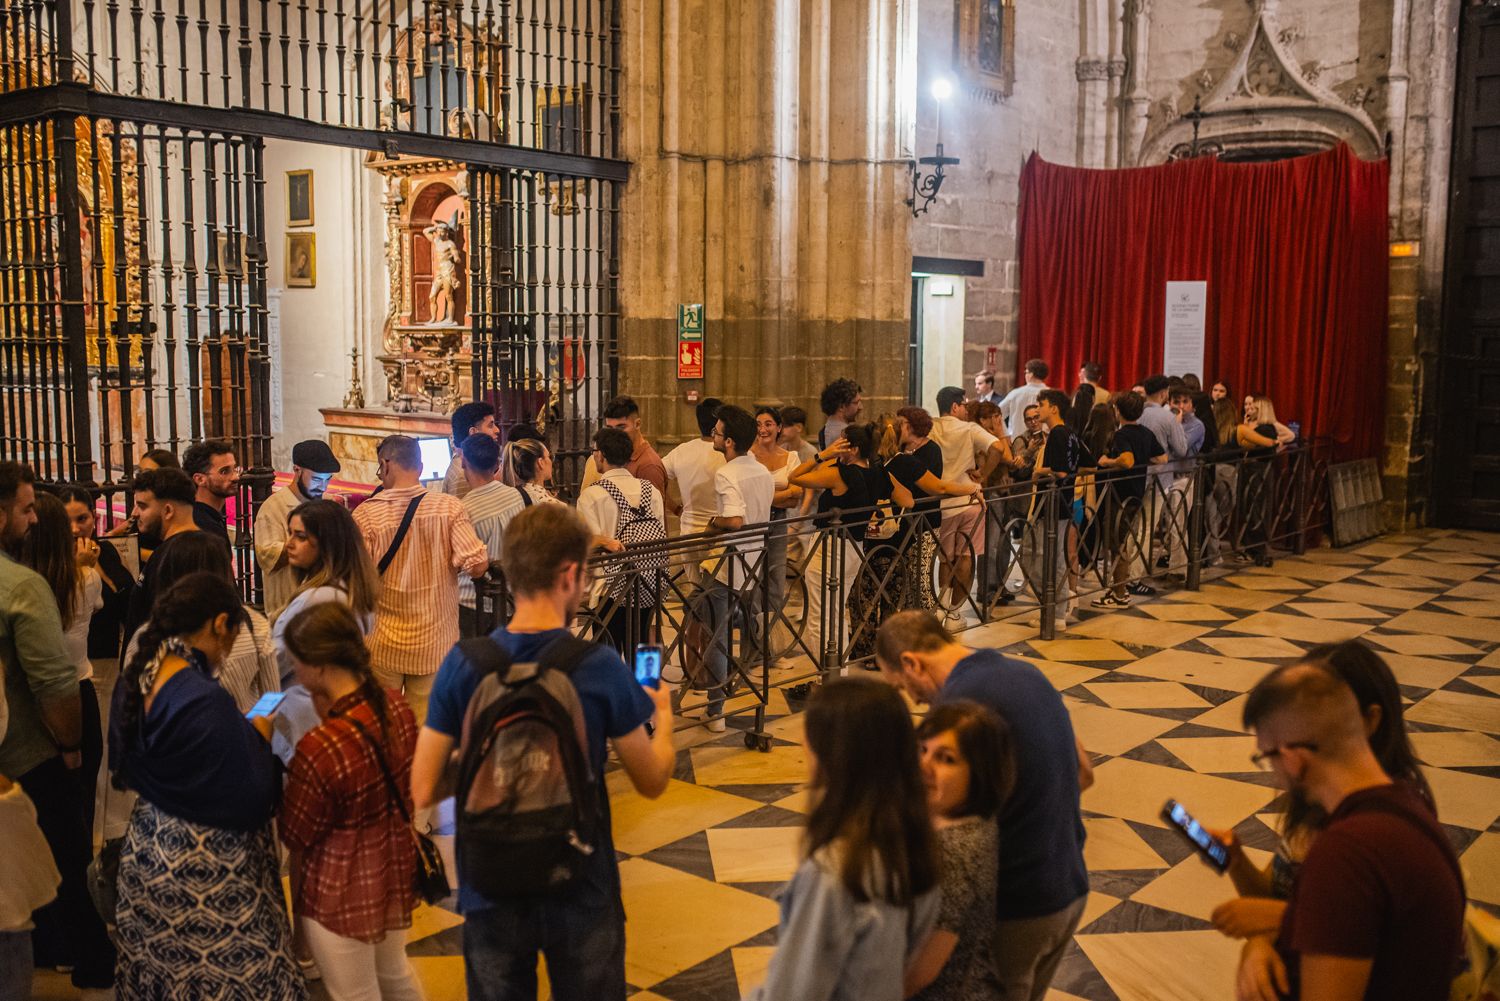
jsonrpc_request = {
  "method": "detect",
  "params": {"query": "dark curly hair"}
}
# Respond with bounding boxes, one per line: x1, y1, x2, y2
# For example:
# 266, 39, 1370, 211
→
111, 572, 246, 791
819, 378, 862, 417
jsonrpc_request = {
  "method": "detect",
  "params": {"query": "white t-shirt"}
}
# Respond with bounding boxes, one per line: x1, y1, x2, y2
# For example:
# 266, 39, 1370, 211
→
577, 468, 666, 542
711, 455, 775, 583
933, 415, 998, 484
64, 567, 104, 681
1000, 381, 1049, 438
0, 782, 60, 931
662, 437, 725, 534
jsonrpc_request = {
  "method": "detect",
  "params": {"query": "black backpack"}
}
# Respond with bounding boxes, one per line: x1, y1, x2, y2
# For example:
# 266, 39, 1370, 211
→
453, 634, 601, 899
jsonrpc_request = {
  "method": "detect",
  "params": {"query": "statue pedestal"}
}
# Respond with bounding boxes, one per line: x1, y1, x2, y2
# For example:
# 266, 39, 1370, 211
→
320, 407, 452, 483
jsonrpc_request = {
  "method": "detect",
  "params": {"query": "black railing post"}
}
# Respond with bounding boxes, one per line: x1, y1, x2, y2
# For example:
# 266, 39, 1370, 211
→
1291, 447, 1309, 556
53, 112, 96, 485
1186, 459, 1205, 591
1040, 482, 1058, 641
51, 0, 75, 84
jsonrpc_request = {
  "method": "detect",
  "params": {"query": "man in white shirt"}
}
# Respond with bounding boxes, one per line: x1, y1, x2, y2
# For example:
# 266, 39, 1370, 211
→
458, 433, 524, 637
932, 387, 1008, 624
697, 406, 773, 730
999, 358, 1051, 438
442, 401, 500, 499
663, 397, 726, 537
254, 439, 340, 624
579, 427, 667, 657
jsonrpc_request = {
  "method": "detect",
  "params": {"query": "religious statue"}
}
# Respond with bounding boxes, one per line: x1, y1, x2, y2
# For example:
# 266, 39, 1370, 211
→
423, 219, 462, 325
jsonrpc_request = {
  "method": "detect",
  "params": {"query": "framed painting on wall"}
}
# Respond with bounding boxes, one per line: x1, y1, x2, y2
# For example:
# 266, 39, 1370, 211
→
286, 233, 316, 287
958, 0, 1016, 101
286, 170, 314, 227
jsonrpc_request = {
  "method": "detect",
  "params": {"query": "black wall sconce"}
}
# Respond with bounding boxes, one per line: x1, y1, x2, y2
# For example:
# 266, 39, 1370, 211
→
908, 78, 960, 217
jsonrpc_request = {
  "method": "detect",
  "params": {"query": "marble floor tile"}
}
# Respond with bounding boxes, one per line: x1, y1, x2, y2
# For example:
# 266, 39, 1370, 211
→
618, 858, 780, 988
1045, 991, 1094, 1001
1081, 758, 1277, 831
1164, 585, 1290, 612
1158, 735, 1262, 774
1479, 649, 1500, 669
409, 956, 473, 1000
962, 619, 1042, 649
1124, 649, 1281, 693
1083, 817, 1170, 871
1409, 730, 1500, 768
1282, 601, 1387, 620
706, 826, 802, 883
1219, 610, 1372, 644
407, 900, 465, 945
1130, 848, 1273, 922
1017, 657, 1109, 691
1353, 542, 1419, 558
1434, 599, 1500, 619
1028, 638, 1137, 661
1189, 694, 1251, 734
771, 788, 810, 815
1138, 603, 1238, 623
1422, 766, 1500, 831
1064, 699, 1184, 756
1406, 689, 1500, 734
762, 712, 804, 743
1077, 930, 1244, 1001
1229, 574, 1312, 591
608, 774, 763, 856
1379, 653, 1474, 691
1446, 580, 1500, 601
731, 946, 777, 999
1198, 636, 1306, 661
1084, 681, 1214, 710
1462, 834, 1500, 907
1466, 675, 1500, 698
1301, 581, 1434, 610
1357, 573, 1447, 590
1368, 558, 1490, 582
1252, 560, 1360, 584
689, 743, 811, 787
1080, 891, 1124, 930
1068, 615, 1212, 649
1364, 632, 1484, 657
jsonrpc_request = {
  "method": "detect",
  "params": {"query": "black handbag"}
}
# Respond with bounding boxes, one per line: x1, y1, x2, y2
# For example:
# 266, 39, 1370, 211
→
347, 716, 451, 906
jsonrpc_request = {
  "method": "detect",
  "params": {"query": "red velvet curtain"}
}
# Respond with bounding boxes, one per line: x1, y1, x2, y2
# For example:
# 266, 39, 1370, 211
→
1016, 144, 1389, 459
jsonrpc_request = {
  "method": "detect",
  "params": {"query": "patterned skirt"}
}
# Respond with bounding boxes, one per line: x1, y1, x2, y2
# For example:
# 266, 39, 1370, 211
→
115, 799, 307, 1001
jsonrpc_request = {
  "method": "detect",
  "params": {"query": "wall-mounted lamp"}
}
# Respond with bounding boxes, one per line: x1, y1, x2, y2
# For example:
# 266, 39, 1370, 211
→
908, 77, 960, 217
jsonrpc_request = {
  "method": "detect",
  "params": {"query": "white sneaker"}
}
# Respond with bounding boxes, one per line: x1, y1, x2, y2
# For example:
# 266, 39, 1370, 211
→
942, 611, 964, 631
706, 716, 727, 733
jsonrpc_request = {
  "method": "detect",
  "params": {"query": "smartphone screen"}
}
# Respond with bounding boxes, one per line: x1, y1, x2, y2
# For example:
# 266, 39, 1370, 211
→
1162, 799, 1230, 871
634, 644, 664, 689
245, 691, 288, 719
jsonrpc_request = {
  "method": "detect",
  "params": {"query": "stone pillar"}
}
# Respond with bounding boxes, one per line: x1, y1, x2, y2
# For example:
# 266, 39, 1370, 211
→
617, 0, 912, 442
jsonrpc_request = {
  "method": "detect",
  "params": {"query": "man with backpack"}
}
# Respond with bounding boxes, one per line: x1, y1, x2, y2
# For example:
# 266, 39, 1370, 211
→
411, 503, 675, 1001
578, 427, 667, 656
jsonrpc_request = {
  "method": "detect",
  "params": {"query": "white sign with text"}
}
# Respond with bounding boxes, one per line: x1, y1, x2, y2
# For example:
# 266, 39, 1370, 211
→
1163, 280, 1207, 378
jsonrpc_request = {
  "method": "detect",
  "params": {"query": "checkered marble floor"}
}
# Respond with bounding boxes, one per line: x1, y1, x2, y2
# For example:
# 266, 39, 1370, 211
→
38, 529, 1500, 1001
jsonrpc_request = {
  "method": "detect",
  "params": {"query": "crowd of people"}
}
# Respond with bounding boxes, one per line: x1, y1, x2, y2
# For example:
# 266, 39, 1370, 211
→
0, 357, 1468, 1001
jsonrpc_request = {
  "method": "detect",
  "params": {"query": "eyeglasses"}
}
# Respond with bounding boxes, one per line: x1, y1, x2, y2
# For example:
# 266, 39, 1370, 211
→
1249, 741, 1318, 770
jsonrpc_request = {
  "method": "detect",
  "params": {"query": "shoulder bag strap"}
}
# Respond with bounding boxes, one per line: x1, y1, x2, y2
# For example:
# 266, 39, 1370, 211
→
377, 495, 424, 575
345, 715, 413, 826
519, 487, 534, 508
457, 636, 514, 679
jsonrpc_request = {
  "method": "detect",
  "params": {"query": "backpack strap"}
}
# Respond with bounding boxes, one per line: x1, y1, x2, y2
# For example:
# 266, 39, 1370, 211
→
536, 633, 598, 676
458, 636, 514, 679
377, 495, 424, 575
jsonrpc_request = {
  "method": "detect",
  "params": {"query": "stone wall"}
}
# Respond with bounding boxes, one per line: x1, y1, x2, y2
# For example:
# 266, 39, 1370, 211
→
909, 0, 1083, 391
616, 0, 914, 444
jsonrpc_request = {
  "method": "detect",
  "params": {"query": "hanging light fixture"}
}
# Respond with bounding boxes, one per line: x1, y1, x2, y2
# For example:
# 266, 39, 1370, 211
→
907, 77, 960, 217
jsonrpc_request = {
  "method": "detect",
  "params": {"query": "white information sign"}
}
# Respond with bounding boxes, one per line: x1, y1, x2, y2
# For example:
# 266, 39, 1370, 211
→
1163, 280, 1207, 378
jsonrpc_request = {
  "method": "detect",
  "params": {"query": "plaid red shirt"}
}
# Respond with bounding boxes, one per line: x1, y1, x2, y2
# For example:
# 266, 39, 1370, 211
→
281, 689, 419, 942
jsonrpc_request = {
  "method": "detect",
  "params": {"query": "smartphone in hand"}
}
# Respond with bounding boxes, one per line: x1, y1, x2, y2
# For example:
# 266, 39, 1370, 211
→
634, 644, 664, 689
1162, 799, 1231, 872
245, 691, 288, 720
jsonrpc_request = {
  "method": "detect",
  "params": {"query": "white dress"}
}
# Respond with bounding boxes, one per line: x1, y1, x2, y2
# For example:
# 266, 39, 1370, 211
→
63, 567, 104, 682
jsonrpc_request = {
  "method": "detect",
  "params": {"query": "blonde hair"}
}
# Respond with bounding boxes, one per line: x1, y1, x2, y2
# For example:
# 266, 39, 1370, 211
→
1249, 395, 1279, 426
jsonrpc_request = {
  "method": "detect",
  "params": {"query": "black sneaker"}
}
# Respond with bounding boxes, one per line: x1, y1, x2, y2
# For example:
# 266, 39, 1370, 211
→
1154, 555, 1170, 569
1126, 582, 1157, 597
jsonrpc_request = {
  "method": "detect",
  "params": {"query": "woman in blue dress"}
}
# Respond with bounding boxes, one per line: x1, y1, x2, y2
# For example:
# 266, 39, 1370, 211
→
109, 571, 305, 999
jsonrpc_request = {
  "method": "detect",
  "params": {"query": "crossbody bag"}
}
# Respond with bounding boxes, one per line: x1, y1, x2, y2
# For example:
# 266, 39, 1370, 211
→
346, 715, 450, 905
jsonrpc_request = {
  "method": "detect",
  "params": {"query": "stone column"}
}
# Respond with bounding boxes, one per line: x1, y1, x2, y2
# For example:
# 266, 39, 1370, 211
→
617, 0, 912, 442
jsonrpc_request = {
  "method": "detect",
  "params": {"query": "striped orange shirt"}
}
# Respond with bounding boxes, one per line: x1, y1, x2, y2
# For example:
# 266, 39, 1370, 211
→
353, 485, 488, 676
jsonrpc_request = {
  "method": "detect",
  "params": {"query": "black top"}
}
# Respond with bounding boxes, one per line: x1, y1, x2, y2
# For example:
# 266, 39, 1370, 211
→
122, 530, 196, 649
1040, 425, 1085, 494
887, 439, 944, 533
814, 464, 892, 544
88, 540, 136, 660
1068, 383, 1096, 436
193, 500, 232, 547
1104, 423, 1164, 503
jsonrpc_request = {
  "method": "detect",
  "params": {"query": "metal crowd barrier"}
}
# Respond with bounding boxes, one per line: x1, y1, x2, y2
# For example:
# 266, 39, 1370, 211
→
469, 439, 1334, 750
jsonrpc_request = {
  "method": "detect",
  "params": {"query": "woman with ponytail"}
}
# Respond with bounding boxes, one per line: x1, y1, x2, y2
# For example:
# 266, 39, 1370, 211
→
499, 437, 563, 506
279, 601, 423, 1001
108, 571, 305, 1000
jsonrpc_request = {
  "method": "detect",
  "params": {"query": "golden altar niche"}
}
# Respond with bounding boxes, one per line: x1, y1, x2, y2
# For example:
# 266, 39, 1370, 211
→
368, 151, 473, 414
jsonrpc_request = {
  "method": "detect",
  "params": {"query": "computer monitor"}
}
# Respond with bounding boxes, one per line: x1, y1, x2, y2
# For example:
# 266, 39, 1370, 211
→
417, 437, 451, 481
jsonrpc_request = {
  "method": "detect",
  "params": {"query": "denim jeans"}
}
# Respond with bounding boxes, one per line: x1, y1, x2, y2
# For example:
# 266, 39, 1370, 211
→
463, 898, 626, 1001
0, 930, 30, 1001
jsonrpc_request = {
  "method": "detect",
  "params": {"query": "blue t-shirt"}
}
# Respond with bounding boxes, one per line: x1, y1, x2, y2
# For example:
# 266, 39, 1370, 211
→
938, 649, 1089, 920
426, 627, 655, 913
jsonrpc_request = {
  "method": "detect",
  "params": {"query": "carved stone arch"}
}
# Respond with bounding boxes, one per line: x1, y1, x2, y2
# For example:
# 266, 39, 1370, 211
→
1137, 4, 1382, 164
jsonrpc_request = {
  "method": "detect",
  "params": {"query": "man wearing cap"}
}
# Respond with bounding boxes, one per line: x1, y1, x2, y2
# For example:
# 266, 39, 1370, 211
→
254, 440, 341, 623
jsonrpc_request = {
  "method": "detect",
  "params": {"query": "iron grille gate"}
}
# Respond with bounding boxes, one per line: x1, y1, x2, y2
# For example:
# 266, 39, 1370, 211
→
0, 113, 271, 597
468, 165, 618, 497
